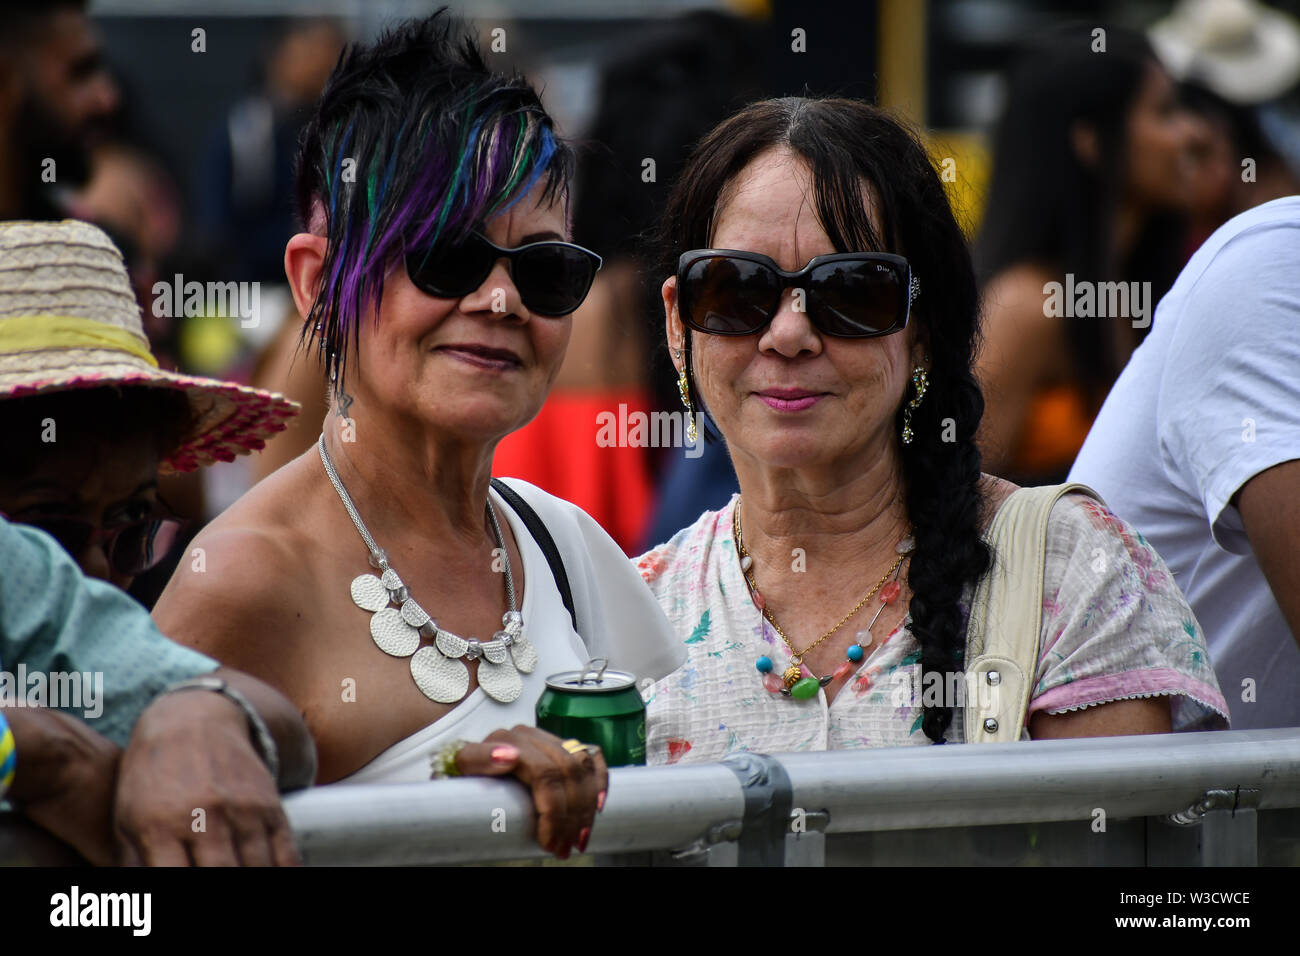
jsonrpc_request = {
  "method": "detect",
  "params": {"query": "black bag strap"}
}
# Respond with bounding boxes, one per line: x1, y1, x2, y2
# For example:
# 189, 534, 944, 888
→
490, 478, 578, 634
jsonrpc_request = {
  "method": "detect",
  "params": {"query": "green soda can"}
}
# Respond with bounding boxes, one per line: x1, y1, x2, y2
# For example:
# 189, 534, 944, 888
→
536, 658, 646, 767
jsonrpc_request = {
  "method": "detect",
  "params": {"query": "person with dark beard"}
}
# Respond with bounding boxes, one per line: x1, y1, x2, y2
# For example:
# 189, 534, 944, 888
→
0, 0, 118, 220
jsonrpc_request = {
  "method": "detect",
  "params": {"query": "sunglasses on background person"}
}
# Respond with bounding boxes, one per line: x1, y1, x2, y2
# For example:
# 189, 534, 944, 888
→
676, 249, 920, 338
406, 231, 602, 317
12, 512, 186, 578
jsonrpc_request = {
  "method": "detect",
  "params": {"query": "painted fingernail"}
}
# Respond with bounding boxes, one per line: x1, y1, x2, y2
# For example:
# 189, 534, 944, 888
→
490, 745, 519, 764
578, 827, 591, 853
596, 789, 607, 812
557, 843, 572, 860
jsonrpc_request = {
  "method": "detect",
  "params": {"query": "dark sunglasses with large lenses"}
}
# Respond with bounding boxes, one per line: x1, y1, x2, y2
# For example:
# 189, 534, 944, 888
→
676, 249, 919, 338
18, 514, 185, 577
405, 232, 602, 317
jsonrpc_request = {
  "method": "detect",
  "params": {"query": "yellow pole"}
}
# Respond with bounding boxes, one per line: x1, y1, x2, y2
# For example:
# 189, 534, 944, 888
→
878, 0, 927, 124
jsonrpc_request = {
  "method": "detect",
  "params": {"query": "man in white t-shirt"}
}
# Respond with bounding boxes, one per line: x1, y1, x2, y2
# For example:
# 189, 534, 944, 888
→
1070, 196, 1300, 730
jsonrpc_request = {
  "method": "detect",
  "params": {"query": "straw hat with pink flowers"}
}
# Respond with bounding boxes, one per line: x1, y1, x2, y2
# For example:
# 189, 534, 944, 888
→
0, 219, 298, 473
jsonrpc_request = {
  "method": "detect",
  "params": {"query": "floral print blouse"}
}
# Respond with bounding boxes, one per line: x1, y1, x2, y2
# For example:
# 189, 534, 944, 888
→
635, 493, 1229, 765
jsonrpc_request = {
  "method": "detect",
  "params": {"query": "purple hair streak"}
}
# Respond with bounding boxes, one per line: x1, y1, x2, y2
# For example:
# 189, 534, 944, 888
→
293, 11, 575, 390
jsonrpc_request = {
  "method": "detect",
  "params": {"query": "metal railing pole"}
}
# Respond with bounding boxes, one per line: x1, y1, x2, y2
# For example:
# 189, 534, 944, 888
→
776, 730, 1300, 833
271, 729, 1300, 866
284, 763, 743, 865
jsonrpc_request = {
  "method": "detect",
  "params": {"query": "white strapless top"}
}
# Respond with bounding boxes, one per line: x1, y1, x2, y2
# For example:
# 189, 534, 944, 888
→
339, 478, 683, 784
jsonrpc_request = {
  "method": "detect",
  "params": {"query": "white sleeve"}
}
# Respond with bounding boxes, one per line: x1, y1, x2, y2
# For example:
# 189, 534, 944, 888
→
498, 479, 686, 683
1157, 217, 1300, 553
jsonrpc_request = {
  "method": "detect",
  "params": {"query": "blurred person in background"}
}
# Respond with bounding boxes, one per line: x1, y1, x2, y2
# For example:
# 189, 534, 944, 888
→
975, 25, 1198, 486
196, 17, 347, 284
1180, 80, 1300, 249
70, 113, 231, 606
0, 0, 117, 221
74, 138, 185, 364
1181, 83, 1257, 248
1068, 1, 1300, 732
1151, 0, 1300, 250
3, 2, 190, 391
246, 299, 332, 484
494, 11, 761, 553
239, 20, 366, 486
141, 21, 345, 539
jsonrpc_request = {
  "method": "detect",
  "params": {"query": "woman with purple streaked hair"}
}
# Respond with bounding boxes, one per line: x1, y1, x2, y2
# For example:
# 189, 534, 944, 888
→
153, 9, 683, 860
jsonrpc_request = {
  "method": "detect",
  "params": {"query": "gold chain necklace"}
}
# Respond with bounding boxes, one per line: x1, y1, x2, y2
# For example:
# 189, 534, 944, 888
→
733, 497, 911, 699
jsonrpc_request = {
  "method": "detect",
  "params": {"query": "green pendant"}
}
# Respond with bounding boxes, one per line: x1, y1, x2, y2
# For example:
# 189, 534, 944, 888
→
790, 676, 821, 700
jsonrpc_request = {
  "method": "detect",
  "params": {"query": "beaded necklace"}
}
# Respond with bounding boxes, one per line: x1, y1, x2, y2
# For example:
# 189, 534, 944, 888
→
732, 498, 914, 700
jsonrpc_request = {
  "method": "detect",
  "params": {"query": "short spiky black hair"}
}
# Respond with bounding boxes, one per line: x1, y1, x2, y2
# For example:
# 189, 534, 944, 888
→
293, 8, 574, 388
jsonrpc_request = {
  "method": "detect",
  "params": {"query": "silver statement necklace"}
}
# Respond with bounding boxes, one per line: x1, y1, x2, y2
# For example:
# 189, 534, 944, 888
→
317, 434, 537, 704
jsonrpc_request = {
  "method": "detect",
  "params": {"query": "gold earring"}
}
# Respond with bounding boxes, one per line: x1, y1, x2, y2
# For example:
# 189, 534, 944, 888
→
676, 349, 698, 443
901, 365, 928, 445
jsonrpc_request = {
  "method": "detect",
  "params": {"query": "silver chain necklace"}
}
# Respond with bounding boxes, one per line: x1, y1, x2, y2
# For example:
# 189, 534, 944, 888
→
317, 434, 537, 704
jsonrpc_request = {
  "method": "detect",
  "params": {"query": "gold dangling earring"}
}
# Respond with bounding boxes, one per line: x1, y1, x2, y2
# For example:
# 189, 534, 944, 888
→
901, 365, 929, 445
676, 348, 698, 443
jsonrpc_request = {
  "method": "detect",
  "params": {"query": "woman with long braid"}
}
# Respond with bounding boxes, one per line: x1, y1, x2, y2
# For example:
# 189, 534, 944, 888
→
637, 98, 1227, 759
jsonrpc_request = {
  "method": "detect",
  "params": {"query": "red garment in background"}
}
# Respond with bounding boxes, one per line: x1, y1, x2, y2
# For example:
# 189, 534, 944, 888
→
493, 388, 656, 555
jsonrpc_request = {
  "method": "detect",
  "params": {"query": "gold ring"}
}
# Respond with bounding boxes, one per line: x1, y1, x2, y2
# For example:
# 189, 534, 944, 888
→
561, 738, 586, 755
429, 739, 468, 780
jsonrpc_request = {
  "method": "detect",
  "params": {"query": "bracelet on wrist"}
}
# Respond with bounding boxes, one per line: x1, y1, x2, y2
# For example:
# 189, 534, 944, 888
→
158, 677, 280, 786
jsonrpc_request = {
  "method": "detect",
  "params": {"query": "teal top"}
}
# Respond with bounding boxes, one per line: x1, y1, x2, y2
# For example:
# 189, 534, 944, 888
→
0, 515, 218, 749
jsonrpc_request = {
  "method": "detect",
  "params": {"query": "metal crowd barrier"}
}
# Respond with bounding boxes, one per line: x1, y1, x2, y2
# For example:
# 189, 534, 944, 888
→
3, 729, 1298, 865
283, 728, 1300, 866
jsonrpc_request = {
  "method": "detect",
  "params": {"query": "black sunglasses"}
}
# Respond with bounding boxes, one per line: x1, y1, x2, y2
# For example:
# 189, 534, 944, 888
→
15, 514, 185, 577
405, 232, 602, 317
676, 249, 920, 338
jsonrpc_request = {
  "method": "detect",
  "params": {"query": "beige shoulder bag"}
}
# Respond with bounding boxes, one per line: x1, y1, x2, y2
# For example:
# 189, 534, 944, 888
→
963, 482, 1103, 743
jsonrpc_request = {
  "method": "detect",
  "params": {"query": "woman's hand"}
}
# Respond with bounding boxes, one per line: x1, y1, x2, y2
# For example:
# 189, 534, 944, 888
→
454, 725, 608, 858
